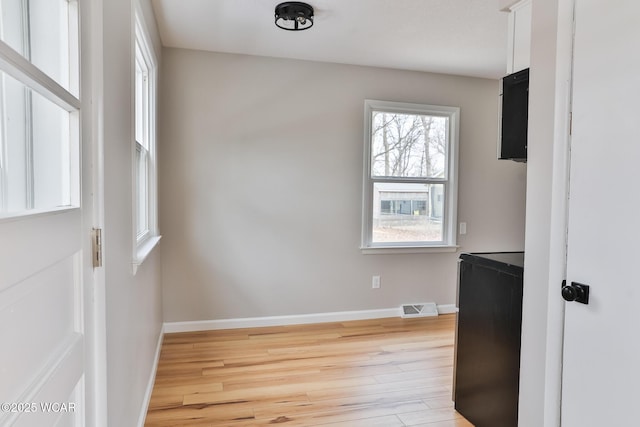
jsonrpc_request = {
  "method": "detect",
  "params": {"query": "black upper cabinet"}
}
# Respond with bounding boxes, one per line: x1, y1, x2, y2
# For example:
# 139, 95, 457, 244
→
499, 68, 529, 162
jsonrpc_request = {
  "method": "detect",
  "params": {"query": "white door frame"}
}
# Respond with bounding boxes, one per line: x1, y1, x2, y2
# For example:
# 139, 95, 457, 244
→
518, 0, 575, 425
80, 0, 108, 424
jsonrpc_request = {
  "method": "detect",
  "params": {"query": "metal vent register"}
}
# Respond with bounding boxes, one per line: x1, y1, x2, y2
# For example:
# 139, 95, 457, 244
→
400, 303, 439, 318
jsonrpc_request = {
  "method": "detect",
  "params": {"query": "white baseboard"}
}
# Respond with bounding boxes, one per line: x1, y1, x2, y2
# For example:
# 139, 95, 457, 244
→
137, 325, 164, 427
163, 305, 457, 333
436, 303, 458, 314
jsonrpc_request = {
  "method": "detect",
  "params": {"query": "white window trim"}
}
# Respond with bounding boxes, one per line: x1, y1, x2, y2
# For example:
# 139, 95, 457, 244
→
132, 4, 160, 274
361, 100, 460, 253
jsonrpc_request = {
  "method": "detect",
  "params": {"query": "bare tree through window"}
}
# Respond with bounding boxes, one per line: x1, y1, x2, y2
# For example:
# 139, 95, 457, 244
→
371, 112, 447, 179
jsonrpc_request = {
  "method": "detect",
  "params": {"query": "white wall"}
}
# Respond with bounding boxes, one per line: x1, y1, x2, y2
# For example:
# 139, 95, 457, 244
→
102, 0, 163, 425
159, 49, 526, 322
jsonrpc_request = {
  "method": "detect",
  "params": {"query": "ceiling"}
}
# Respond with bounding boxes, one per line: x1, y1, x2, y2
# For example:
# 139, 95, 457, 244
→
151, 0, 508, 79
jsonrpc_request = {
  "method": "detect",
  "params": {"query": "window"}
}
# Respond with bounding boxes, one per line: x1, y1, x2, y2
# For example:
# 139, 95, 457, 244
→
0, 0, 79, 217
133, 9, 159, 269
362, 100, 459, 251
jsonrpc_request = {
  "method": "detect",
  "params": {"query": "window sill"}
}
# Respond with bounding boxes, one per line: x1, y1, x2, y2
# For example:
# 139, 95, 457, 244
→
360, 245, 459, 255
0, 206, 78, 224
132, 235, 162, 275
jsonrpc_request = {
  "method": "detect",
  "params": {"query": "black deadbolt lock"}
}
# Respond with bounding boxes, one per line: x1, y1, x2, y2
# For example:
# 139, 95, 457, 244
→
561, 280, 590, 304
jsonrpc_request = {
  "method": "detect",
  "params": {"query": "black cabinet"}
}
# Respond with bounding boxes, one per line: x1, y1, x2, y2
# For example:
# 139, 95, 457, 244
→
454, 252, 524, 427
499, 68, 529, 162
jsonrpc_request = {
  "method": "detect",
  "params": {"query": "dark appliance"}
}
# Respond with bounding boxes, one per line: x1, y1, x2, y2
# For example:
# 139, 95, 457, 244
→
454, 252, 524, 427
499, 68, 529, 162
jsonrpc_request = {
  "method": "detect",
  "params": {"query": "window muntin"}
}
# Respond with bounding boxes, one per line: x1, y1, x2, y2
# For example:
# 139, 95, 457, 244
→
363, 100, 459, 249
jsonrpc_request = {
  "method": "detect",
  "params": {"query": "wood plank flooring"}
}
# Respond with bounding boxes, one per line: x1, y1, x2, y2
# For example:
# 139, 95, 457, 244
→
145, 314, 473, 427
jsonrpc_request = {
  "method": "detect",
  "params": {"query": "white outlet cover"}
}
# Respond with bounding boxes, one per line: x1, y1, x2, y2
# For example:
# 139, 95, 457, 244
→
459, 222, 467, 235
372, 276, 381, 288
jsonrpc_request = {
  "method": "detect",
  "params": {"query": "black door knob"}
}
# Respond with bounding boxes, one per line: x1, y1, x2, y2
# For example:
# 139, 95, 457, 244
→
561, 285, 579, 301
561, 281, 590, 304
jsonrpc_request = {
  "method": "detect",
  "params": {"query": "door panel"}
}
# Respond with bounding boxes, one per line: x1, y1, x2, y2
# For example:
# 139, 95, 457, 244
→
13, 335, 84, 427
0, 214, 86, 426
0, 210, 81, 290
0, 256, 78, 396
562, 1, 640, 425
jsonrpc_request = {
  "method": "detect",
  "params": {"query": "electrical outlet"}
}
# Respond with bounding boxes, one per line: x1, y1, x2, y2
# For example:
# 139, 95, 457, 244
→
372, 276, 381, 289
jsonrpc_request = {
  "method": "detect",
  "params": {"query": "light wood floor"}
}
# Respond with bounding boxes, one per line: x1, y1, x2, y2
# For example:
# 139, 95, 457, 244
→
145, 314, 473, 427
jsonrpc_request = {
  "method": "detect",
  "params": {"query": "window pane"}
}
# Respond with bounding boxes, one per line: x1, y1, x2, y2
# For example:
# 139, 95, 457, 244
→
372, 182, 444, 243
371, 112, 447, 179
0, 0, 78, 94
135, 57, 145, 146
136, 143, 149, 237
135, 41, 150, 150
0, 0, 26, 57
1, 70, 73, 214
32, 81, 71, 209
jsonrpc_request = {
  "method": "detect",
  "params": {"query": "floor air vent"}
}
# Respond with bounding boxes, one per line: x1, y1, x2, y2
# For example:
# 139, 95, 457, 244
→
401, 303, 439, 318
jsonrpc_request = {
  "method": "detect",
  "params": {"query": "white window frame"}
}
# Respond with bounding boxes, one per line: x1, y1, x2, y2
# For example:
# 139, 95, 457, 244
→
132, 6, 160, 273
361, 100, 460, 254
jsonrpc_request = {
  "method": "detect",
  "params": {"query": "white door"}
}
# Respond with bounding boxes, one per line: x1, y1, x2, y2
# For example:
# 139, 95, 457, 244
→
0, 1, 101, 426
562, 1, 640, 425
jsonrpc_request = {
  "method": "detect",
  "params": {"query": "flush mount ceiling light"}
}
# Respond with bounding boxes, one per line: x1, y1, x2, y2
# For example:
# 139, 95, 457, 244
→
274, 2, 314, 31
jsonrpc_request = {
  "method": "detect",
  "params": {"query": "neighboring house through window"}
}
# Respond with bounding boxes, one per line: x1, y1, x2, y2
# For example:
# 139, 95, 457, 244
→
361, 100, 459, 251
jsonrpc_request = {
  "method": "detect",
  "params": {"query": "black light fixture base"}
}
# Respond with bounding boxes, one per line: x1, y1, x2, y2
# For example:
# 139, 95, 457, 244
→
275, 2, 314, 31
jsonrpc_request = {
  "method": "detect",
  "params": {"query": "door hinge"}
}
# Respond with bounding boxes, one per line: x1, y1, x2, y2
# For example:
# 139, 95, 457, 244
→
92, 228, 103, 268
569, 111, 573, 135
